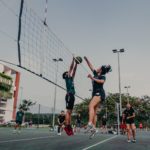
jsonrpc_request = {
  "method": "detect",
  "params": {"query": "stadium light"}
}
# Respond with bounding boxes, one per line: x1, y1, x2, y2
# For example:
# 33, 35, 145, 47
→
112, 49, 125, 116
124, 86, 131, 103
52, 58, 63, 128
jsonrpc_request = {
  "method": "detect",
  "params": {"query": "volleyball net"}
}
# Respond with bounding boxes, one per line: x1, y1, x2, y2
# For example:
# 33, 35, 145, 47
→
18, 0, 90, 102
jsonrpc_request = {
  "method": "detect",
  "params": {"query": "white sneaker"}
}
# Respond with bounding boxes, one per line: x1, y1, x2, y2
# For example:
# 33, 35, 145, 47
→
85, 124, 93, 133
127, 140, 131, 143
57, 132, 61, 136
132, 139, 136, 143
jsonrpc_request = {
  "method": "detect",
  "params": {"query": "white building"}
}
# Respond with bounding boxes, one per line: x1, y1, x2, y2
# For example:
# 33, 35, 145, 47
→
0, 63, 20, 122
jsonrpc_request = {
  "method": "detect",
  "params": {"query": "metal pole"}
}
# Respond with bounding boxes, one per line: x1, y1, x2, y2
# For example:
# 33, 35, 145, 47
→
38, 104, 41, 128
125, 86, 130, 103
116, 103, 120, 135
52, 61, 59, 128
17, 0, 24, 66
126, 87, 129, 103
117, 52, 122, 116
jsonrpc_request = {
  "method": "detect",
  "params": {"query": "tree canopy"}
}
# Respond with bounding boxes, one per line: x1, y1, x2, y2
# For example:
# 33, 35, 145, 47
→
74, 93, 150, 127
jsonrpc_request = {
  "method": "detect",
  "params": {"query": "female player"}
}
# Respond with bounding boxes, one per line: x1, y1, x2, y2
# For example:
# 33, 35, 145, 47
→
84, 56, 111, 134
123, 103, 136, 142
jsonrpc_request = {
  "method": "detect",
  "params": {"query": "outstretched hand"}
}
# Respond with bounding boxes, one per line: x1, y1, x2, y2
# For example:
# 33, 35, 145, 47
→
84, 56, 88, 61
87, 74, 93, 79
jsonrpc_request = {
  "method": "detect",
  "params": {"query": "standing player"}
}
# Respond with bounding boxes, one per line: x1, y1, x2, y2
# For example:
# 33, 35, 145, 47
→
76, 112, 82, 133
13, 108, 24, 134
57, 110, 65, 136
120, 113, 126, 135
62, 57, 78, 136
123, 103, 136, 143
139, 122, 143, 132
84, 56, 111, 136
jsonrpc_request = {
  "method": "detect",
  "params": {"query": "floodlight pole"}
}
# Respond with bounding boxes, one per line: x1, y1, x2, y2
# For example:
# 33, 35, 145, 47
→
124, 86, 131, 103
112, 49, 125, 116
52, 58, 63, 128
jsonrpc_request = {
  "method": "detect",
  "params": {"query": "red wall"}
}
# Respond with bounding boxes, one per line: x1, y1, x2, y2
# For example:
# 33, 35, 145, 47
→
12, 72, 20, 120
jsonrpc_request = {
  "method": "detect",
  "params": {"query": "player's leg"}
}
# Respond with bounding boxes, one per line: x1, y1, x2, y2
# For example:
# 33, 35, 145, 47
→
86, 96, 100, 134
64, 93, 74, 136
65, 109, 72, 125
57, 124, 61, 135
64, 109, 72, 135
131, 123, 136, 142
14, 123, 18, 130
88, 96, 100, 126
89, 108, 98, 138
18, 122, 22, 133
13, 122, 18, 133
93, 104, 99, 128
126, 124, 131, 142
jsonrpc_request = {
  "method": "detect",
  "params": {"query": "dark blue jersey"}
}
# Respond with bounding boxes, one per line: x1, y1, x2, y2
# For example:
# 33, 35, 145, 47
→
65, 76, 75, 95
123, 107, 135, 122
16, 111, 24, 122
92, 70, 106, 94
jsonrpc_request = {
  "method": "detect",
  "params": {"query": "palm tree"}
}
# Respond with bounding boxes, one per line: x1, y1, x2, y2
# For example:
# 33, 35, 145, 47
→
19, 99, 36, 111
19, 99, 36, 122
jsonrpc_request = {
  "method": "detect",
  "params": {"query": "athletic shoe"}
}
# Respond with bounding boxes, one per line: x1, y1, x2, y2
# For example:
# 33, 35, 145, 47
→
132, 139, 136, 143
127, 140, 131, 143
57, 132, 61, 136
64, 126, 72, 136
84, 124, 93, 133
67, 125, 74, 136
69, 127, 74, 136
64, 126, 70, 135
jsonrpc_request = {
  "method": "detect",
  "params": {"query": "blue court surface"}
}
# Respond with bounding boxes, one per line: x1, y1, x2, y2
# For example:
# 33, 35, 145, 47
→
0, 128, 149, 150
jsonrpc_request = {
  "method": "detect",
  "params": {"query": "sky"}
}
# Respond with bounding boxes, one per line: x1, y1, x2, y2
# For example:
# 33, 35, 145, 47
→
0, 0, 150, 111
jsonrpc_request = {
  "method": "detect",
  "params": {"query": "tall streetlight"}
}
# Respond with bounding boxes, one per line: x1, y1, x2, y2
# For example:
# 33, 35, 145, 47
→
124, 86, 131, 103
52, 58, 63, 128
112, 48, 125, 116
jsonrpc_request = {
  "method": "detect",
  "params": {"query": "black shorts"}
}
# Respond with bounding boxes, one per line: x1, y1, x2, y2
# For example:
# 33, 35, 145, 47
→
65, 93, 75, 110
92, 90, 105, 101
16, 120, 22, 125
126, 119, 134, 124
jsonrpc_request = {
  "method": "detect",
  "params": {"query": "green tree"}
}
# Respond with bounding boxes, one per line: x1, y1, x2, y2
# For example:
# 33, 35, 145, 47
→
19, 99, 36, 111
74, 94, 150, 127
19, 99, 36, 122
73, 98, 90, 125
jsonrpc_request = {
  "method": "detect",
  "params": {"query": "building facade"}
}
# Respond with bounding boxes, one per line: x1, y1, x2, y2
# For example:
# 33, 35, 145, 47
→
0, 63, 20, 122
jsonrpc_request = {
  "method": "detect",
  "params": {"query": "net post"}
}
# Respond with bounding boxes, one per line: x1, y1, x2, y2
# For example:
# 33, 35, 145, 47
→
17, 0, 24, 66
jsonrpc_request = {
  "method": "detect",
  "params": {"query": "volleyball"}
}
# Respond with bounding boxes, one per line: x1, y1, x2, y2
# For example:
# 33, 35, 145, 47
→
75, 56, 82, 64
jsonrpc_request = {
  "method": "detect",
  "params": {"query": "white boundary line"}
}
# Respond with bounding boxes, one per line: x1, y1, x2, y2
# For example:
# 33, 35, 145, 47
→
0, 135, 55, 144
82, 135, 117, 150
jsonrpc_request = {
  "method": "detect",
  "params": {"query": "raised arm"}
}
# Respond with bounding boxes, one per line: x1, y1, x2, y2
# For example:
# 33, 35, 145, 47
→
87, 74, 105, 84
71, 62, 77, 78
84, 56, 94, 72
68, 57, 75, 76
